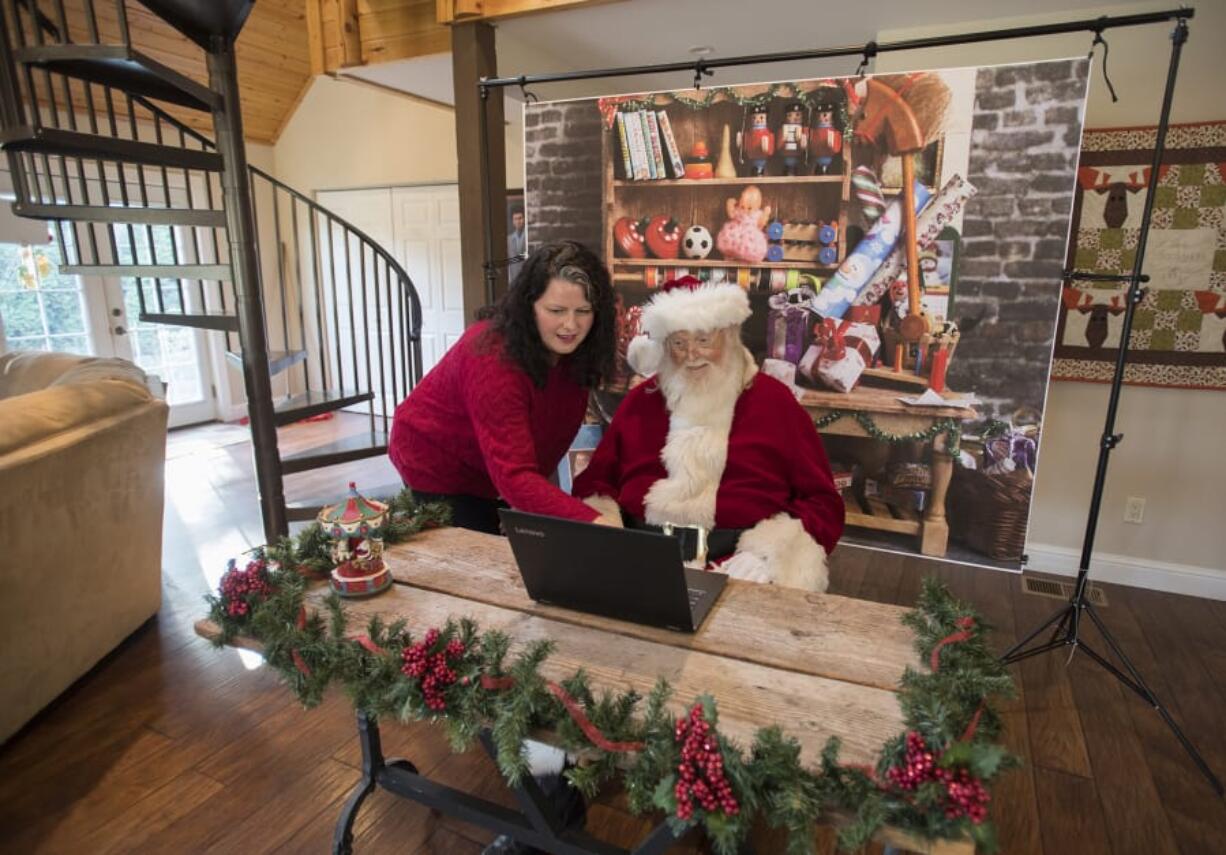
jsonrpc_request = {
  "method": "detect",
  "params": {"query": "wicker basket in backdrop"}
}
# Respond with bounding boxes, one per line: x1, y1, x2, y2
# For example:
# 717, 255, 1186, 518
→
949, 467, 1033, 562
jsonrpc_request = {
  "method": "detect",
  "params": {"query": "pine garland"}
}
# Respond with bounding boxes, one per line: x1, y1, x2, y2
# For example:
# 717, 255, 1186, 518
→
204, 494, 1015, 854
812, 410, 963, 459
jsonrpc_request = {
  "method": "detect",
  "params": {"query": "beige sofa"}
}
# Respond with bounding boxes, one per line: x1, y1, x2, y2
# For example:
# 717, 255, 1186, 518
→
0, 351, 169, 743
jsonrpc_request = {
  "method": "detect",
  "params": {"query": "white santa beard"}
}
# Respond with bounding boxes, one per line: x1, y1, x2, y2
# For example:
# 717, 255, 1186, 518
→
644, 344, 748, 529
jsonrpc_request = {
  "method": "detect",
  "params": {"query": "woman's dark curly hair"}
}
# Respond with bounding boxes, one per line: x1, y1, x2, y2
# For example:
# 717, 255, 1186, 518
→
480, 240, 616, 389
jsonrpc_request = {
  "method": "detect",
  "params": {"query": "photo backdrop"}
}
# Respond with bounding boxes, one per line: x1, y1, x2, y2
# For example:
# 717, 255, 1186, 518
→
525, 58, 1091, 570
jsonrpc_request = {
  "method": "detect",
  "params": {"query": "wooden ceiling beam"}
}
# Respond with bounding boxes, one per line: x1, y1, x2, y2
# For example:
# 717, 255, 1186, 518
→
436, 0, 624, 25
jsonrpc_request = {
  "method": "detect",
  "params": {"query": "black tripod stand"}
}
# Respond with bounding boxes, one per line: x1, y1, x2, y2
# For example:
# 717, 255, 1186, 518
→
1003, 16, 1223, 797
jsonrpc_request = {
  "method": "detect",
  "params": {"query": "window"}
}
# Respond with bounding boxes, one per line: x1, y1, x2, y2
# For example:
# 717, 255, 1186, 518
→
0, 240, 93, 355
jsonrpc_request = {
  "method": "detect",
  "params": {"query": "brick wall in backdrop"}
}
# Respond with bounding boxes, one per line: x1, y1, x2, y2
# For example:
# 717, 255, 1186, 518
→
524, 101, 603, 252
951, 59, 1090, 419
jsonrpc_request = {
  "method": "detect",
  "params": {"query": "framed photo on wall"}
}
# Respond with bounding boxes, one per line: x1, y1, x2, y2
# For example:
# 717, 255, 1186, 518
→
507, 189, 526, 284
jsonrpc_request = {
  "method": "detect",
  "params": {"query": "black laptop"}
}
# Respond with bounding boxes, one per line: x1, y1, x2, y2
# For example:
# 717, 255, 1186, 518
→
498, 509, 728, 632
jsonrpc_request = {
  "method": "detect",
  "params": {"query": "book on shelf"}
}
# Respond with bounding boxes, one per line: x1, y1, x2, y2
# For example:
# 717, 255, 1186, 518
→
644, 111, 668, 180
636, 111, 657, 179
622, 110, 650, 181
614, 112, 633, 181
656, 110, 686, 179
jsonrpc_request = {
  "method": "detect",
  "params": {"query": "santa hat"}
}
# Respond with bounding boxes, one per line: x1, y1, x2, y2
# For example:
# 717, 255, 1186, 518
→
625, 276, 752, 376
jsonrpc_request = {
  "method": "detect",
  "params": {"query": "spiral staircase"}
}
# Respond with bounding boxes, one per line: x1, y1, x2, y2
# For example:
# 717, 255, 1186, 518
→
0, 0, 425, 540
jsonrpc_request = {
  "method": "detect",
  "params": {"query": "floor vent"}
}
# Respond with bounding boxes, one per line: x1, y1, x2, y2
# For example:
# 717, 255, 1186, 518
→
1022, 576, 1108, 607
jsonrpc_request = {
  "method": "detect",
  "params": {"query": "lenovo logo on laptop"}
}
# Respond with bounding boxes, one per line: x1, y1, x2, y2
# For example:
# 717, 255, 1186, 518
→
512, 526, 546, 538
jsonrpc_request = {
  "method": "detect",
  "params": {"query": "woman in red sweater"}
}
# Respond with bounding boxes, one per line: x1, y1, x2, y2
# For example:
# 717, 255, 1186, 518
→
389, 241, 618, 533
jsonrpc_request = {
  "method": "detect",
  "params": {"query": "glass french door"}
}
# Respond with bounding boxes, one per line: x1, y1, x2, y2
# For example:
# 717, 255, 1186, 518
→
106, 225, 217, 427
0, 227, 217, 427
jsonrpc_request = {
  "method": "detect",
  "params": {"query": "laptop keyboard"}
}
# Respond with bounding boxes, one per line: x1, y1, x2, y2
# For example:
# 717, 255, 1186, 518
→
687, 587, 708, 608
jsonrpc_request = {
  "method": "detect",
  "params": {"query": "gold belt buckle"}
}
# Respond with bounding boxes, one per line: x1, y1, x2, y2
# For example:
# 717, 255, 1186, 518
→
661, 522, 709, 567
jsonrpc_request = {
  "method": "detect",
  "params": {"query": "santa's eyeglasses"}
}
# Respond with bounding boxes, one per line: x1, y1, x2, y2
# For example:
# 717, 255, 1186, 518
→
665, 331, 721, 356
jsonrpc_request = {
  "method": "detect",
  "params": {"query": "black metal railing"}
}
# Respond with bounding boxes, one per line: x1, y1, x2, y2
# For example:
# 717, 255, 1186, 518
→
0, 0, 424, 444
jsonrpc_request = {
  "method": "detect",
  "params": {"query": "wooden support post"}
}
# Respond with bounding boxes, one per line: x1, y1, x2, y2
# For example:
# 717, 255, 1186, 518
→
451, 20, 506, 322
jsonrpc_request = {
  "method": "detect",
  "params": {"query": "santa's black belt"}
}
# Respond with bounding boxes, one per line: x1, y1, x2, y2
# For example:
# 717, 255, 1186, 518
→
625, 516, 744, 564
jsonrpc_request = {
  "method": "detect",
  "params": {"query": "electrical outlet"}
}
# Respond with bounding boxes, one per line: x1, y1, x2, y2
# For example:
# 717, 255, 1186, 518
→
1124, 496, 1146, 524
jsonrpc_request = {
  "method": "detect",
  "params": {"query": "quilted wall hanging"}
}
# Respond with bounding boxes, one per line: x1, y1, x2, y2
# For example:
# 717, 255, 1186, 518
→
1053, 120, 1226, 390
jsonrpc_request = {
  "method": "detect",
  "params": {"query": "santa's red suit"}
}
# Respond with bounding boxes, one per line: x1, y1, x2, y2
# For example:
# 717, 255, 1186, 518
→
573, 278, 844, 592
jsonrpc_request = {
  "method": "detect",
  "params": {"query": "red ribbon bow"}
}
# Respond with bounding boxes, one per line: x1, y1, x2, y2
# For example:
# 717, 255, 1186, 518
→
815, 317, 853, 360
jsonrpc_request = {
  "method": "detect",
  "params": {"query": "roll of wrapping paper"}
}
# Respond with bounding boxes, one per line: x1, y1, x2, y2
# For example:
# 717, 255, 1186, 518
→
810, 180, 932, 320
853, 174, 977, 308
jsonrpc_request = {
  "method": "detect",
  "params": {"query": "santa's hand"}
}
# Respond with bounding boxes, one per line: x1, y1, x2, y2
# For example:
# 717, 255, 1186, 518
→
721, 550, 773, 584
593, 513, 623, 528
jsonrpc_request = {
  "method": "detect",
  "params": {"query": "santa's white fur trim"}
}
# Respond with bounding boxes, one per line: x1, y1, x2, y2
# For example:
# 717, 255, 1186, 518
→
734, 512, 829, 592
640, 283, 751, 341
583, 494, 623, 526
626, 334, 661, 376
642, 342, 751, 528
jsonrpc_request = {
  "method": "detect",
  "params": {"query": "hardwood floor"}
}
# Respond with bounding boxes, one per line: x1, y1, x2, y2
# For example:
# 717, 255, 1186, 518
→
2, 412, 1224, 854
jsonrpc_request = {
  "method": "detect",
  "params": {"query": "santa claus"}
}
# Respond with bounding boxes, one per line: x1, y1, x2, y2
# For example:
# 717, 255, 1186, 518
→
573, 276, 843, 591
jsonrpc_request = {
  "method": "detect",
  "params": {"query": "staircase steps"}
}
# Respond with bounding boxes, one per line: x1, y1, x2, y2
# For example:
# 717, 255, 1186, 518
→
136, 0, 257, 49
13, 44, 217, 112
139, 310, 238, 332
61, 263, 232, 279
0, 126, 222, 171
280, 429, 390, 475
273, 389, 373, 427
225, 348, 306, 377
13, 202, 226, 228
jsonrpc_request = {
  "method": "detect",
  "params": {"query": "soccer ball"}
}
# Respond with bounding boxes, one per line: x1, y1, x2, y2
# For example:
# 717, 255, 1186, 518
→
682, 225, 713, 259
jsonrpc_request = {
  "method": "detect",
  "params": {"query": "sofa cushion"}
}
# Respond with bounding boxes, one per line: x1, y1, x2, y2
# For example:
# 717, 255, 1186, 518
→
0, 351, 147, 399
0, 380, 153, 459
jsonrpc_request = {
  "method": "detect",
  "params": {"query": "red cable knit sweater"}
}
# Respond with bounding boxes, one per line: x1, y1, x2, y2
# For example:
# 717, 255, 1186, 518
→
388, 321, 599, 523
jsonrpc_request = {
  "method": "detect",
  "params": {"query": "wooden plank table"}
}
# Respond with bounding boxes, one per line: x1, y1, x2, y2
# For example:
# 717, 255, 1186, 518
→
799, 385, 978, 557
197, 528, 972, 855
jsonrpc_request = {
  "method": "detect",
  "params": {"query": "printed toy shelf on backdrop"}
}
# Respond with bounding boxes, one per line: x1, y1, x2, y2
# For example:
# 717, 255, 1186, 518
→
1052, 120, 1226, 391
524, 59, 1092, 570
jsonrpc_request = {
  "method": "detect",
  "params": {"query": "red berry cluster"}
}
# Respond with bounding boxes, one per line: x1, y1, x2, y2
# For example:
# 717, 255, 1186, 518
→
673, 704, 738, 821
942, 766, 989, 824
400, 629, 466, 712
886, 730, 938, 790
886, 731, 989, 825
218, 558, 273, 618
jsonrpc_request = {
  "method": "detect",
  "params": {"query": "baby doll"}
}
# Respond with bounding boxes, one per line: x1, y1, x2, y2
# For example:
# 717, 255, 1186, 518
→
716, 185, 771, 263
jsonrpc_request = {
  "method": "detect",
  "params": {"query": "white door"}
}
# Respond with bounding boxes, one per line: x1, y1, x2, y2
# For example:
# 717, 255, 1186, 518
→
314, 188, 395, 413
315, 184, 464, 387
390, 184, 464, 374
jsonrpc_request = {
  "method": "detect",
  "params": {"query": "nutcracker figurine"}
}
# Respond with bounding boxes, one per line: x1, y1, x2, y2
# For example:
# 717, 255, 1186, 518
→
739, 106, 775, 177
810, 105, 843, 175
777, 102, 809, 176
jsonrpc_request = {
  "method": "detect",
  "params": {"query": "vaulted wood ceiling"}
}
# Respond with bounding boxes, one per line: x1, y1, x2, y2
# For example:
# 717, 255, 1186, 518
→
59, 0, 311, 143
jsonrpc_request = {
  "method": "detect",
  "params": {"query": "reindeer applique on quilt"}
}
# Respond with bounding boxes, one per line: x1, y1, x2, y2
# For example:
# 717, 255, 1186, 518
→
1053, 121, 1226, 391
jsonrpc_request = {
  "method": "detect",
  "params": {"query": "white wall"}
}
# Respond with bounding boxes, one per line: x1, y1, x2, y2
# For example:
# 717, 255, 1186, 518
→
877, 1, 1226, 588
275, 75, 459, 195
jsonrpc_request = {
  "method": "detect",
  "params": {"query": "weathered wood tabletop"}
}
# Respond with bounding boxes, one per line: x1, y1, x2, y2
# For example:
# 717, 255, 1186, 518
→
336, 527, 915, 768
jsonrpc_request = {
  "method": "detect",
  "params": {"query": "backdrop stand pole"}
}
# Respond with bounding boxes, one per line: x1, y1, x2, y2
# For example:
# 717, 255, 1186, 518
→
1001, 16, 1223, 797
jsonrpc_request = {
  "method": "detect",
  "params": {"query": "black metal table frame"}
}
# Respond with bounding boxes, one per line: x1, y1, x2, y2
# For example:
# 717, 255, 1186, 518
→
332, 711, 681, 855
